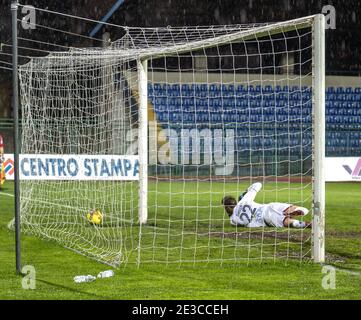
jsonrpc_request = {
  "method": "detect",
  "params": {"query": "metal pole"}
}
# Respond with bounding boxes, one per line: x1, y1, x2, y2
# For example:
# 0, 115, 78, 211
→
312, 14, 326, 263
11, 0, 21, 274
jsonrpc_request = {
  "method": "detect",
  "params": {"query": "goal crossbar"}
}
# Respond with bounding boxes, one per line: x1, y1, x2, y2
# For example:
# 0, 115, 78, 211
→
20, 15, 316, 69
137, 15, 316, 60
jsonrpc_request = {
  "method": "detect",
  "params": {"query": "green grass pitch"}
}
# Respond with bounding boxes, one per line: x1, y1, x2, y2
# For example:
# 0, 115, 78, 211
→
0, 181, 360, 299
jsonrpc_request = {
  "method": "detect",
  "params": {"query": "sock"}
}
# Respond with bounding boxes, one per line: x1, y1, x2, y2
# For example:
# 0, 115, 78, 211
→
291, 220, 306, 228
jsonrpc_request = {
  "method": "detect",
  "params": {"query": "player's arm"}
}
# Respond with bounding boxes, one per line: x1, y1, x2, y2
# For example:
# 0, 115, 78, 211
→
239, 182, 262, 203
230, 215, 247, 227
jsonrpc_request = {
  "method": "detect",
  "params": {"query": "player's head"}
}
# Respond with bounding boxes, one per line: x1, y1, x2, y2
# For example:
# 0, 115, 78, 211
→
221, 195, 237, 216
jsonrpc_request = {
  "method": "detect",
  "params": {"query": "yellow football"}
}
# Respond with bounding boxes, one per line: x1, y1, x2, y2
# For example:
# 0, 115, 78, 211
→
86, 208, 103, 225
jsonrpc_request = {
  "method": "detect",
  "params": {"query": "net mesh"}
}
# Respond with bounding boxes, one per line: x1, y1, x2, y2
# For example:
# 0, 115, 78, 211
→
18, 16, 316, 267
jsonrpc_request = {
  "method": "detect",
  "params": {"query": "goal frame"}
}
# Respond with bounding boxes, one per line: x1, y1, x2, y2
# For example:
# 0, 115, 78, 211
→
12, 13, 326, 269
136, 14, 326, 263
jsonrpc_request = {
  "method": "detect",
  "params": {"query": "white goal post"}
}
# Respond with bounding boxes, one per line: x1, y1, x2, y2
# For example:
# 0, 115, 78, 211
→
138, 59, 149, 225
17, 14, 325, 267
312, 14, 326, 263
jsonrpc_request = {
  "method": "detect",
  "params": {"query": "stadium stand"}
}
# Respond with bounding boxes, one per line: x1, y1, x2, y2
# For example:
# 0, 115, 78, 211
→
149, 84, 361, 156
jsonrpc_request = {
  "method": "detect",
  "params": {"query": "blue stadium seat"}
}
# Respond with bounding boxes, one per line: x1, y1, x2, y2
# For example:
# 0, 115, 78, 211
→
228, 84, 235, 92
219, 84, 228, 92
336, 87, 345, 94
236, 99, 247, 108
345, 87, 352, 94
264, 85, 273, 93
209, 84, 218, 92
337, 93, 347, 101
153, 83, 162, 90
212, 98, 222, 107
149, 82, 359, 157
355, 93, 361, 101
328, 93, 336, 101
171, 84, 180, 91
210, 113, 221, 123
236, 85, 244, 92
247, 85, 255, 92
326, 86, 335, 94
274, 85, 282, 92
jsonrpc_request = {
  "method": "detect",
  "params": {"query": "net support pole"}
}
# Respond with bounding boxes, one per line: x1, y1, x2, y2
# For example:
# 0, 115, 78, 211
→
312, 14, 326, 263
11, 0, 21, 274
138, 59, 148, 225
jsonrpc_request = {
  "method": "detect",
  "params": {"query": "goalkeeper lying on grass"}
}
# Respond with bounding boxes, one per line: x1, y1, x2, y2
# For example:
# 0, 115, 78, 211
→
222, 182, 311, 229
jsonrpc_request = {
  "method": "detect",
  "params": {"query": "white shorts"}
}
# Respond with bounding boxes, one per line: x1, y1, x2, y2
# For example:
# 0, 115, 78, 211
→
263, 203, 291, 228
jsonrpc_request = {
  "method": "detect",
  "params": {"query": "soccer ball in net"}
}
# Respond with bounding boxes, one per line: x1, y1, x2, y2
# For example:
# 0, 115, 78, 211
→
86, 209, 103, 226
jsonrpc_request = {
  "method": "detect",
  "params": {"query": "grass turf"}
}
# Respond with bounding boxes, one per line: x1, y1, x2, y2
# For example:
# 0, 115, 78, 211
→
0, 181, 360, 299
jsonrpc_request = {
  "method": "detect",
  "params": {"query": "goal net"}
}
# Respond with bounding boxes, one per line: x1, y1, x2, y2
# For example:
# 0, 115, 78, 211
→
17, 15, 325, 267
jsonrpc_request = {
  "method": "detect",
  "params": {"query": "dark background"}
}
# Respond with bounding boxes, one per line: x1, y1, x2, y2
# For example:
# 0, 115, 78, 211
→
1, 0, 360, 74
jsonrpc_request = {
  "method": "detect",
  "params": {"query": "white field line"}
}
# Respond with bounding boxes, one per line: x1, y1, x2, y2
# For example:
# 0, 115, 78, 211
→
1, 192, 14, 198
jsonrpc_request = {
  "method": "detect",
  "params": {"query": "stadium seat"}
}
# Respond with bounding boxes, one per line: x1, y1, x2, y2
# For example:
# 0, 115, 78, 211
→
209, 84, 218, 92
345, 87, 353, 94
273, 85, 281, 92
326, 86, 335, 94
336, 87, 345, 94
228, 84, 235, 92
236, 85, 245, 92
263, 85, 272, 93
149, 82, 360, 157
153, 83, 162, 90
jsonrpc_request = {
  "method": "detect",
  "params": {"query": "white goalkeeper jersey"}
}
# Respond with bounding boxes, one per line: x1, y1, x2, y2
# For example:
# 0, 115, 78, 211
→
229, 182, 290, 228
